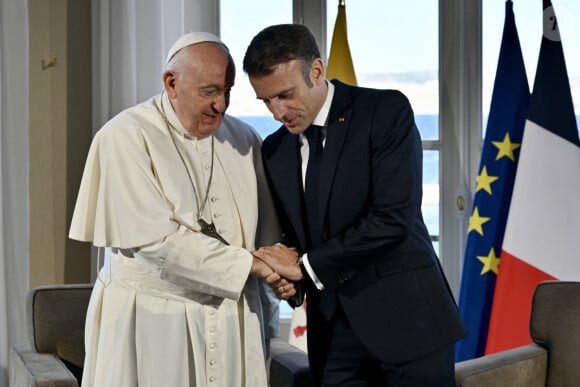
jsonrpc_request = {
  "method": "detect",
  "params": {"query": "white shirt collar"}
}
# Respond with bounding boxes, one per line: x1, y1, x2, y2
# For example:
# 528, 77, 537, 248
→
312, 81, 334, 127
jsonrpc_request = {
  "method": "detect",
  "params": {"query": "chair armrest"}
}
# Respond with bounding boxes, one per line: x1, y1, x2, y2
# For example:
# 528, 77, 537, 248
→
269, 338, 314, 387
9, 344, 79, 387
455, 344, 547, 387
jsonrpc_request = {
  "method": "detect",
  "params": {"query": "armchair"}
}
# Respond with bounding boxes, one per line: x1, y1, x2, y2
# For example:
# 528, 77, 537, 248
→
9, 283, 317, 386
269, 338, 313, 386
455, 280, 580, 387
9, 284, 93, 387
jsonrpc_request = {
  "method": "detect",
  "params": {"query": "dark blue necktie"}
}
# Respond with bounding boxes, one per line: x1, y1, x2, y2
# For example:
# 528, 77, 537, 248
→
304, 125, 336, 321
303, 125, 323, 248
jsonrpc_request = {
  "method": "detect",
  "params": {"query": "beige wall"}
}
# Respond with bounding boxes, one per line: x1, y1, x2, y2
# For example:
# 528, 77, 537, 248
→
28, 0, 92, 287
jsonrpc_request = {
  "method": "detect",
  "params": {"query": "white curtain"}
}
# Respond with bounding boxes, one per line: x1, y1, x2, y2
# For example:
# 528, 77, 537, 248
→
0, 0, 218, 385
0, 0, 30, 386
92, 0, 219, 130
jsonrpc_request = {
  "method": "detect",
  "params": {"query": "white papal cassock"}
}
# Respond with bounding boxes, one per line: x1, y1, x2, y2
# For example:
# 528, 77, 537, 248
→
69, 92, 280, 387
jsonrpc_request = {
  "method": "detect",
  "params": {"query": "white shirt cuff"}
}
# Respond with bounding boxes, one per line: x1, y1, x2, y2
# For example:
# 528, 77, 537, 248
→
302, 253, 325, 290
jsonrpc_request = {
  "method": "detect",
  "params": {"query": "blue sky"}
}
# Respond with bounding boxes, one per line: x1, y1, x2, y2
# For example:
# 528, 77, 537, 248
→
220, 0, 579, 116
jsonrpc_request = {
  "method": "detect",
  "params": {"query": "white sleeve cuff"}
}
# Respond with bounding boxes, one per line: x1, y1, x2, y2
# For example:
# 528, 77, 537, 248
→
302, 253, 325, 290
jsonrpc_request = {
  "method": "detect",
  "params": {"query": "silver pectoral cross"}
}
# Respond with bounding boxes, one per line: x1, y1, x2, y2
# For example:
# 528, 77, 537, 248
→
198, 219, 229, 245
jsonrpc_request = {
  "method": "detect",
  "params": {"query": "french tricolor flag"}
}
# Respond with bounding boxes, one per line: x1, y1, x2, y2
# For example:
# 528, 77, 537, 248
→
485, 0, 580, 354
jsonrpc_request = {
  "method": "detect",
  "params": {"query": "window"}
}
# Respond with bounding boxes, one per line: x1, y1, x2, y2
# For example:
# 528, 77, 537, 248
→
217, 1, 538, 309
220, 0, 291, 134
326, 0, 440, 254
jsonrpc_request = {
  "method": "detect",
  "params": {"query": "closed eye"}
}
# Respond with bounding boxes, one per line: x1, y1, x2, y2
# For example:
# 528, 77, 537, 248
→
200, 88, 219, 98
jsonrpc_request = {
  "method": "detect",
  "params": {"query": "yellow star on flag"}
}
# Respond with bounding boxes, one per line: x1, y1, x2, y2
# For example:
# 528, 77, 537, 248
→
476, 166, 499, 195
468, 207, 491, 236
475, 165, 499, 195
477, 247, 500, 275
492, 133, 521, 161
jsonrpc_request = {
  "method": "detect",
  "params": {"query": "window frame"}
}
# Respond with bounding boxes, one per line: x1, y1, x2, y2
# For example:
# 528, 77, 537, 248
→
216, 0, 485, 297
290, 0, 482, 296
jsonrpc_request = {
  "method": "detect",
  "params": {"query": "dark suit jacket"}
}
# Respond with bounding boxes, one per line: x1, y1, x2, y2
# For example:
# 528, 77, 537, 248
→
261, 80, 467, 364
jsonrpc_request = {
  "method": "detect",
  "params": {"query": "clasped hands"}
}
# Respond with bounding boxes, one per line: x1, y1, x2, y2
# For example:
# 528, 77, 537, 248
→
251, 244, 303, 300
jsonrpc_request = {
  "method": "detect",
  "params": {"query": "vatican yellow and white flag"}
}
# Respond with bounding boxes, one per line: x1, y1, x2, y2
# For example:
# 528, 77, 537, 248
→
326, 0, 357, 85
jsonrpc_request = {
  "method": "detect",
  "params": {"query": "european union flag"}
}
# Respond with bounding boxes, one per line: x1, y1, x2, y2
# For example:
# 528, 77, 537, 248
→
455, 0, 530, 362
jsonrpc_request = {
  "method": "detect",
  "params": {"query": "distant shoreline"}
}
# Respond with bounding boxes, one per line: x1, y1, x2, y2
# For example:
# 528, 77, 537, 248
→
238, 114, 440, 141
238, 114, 580, 142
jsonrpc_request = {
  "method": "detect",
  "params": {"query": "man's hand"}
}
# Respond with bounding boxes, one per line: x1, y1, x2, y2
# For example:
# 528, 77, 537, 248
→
251, 256, 297, 300
250, 256, 274, 278
253, 244, 302, 281
264, 271, 297, 300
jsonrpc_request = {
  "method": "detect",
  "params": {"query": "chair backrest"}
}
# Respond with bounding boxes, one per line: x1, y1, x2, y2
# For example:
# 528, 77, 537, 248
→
27, 284, 93, 381
530, 280, 580, 387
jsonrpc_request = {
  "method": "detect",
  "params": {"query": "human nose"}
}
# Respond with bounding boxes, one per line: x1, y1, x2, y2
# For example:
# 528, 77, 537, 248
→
211, 92, 228, 114
269, 99, 287, 121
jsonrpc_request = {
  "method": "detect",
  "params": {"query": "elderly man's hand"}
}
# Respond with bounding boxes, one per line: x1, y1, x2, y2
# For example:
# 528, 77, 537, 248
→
253, 244, 302, 281
250, 256, 274, 278
250, 255, 297, 300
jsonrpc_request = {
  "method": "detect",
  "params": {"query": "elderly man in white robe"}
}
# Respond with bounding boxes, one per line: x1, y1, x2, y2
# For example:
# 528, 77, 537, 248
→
69, 32, 287, 387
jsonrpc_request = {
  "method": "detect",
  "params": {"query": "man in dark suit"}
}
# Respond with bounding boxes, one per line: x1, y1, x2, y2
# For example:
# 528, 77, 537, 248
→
245, 24, 466, 386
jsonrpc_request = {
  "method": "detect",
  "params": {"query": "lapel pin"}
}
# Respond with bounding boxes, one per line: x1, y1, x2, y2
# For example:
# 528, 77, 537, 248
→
338, 117, 345, 122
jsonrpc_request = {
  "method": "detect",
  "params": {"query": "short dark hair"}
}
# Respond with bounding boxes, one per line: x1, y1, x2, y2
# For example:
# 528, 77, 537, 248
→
243, 24, 320, 86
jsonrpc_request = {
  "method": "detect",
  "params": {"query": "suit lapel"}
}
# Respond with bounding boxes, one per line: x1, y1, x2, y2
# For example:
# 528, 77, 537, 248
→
266, 132, 308, 248
318, 81, 353, 231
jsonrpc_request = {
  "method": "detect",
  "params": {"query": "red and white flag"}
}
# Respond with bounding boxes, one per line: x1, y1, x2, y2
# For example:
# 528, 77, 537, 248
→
485, 0, 580, 354
288, 298, 308, 351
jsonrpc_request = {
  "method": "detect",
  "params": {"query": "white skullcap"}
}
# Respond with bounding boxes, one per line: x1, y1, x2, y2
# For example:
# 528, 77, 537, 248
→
165, 31, 225, 64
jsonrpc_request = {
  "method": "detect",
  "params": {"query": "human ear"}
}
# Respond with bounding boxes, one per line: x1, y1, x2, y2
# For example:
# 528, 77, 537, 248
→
162, 71, 178, 98
310, 58, 325, 85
